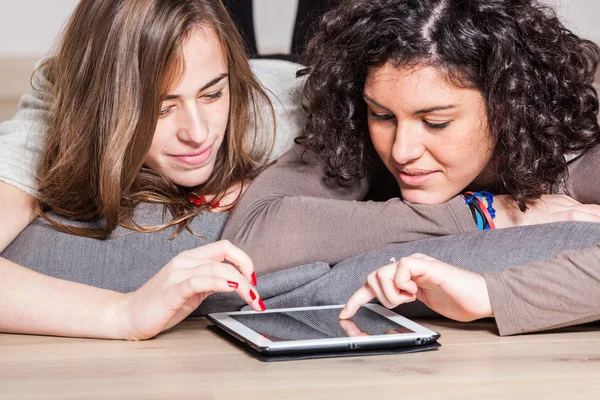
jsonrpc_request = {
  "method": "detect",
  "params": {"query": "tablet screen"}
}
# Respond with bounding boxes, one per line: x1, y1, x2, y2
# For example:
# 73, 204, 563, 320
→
230, 306, 414, 342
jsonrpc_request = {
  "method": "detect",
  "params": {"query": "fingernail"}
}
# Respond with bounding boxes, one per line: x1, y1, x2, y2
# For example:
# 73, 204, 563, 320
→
249, 289, 257, 300
339, 308, 346, 319
208, 201, 221, 210
251, 272, 257, 286
227, 281, 238, 289
258, 299, 267, 311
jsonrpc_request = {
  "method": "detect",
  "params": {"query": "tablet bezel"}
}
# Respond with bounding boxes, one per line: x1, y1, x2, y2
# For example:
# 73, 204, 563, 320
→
207, 304, 440, 355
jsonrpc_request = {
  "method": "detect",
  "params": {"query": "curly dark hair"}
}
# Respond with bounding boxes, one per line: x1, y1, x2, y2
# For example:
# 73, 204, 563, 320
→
298, 0, 600, 209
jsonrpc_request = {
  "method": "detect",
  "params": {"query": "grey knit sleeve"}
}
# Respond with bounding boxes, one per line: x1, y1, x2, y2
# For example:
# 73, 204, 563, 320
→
0, 65, 52, 197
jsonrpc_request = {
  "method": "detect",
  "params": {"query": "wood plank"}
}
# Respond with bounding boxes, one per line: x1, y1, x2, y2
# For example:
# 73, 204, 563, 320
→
1, 318, 599, 399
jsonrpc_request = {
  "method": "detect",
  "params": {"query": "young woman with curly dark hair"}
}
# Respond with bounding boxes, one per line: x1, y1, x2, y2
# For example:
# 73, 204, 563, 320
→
223, 0, 600, 335
224, 0, 600, 272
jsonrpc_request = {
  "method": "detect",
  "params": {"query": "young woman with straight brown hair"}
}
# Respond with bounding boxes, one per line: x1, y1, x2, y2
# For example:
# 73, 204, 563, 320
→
0, 0, 302, 340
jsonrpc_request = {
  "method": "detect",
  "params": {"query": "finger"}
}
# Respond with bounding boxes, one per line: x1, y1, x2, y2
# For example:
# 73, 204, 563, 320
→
539, 194, 580, 207
184, 263, 265, 311
178, 241, 255, 285
380, 264, 418, 307
574, 204, 600, 217
207, 182, 247, 212
378, 275, 418, 306
167, 276, 237, 311
339, 319, 370, 337
408, 253, 439, 262
366, 271, 394, 308
201, 194, 217, 203
379, 269, 404, 307
340, 285, 376, 319
550, 210, 600, 223
393, 260, 419, 294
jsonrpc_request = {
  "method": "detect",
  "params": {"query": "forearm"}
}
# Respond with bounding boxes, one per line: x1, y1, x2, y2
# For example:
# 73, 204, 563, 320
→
0, 257, 124, 339
223, 146, 476, 273
484, 243, 600, 336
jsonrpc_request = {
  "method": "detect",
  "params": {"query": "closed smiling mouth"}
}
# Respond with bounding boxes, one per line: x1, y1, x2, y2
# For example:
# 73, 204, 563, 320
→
399, 169, 435, 176
397, 168, 439, 185
171, 144, 214, 166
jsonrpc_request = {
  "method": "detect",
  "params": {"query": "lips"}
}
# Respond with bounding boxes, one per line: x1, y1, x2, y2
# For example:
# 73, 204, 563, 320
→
397, 169, 439, 186
172, 145, 214, 167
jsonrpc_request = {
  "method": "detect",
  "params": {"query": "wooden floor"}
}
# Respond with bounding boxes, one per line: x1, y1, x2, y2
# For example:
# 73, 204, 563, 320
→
1, 318, 600, 399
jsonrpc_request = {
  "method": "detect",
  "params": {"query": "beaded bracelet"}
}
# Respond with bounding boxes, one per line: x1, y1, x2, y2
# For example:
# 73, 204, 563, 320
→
462, 191, 496, 230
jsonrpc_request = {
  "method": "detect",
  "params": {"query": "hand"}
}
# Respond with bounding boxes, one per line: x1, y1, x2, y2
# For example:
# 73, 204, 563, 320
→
201, 180, 252, 212
114, 240, 264, 340
339, 253, 493, 322
493, 194, 600, 228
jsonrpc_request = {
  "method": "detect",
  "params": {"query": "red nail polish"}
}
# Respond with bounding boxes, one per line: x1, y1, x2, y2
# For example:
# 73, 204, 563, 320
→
227, 281, 238, 289
249, 289, 257, 300
251, 272, 257, 286
188, 195, 201, 205
258, 299, 267, 311
188, 194, 207, 206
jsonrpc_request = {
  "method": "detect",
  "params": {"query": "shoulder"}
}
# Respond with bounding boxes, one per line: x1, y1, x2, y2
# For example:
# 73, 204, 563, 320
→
249, 59, 305, 111
249, 59, 307, 161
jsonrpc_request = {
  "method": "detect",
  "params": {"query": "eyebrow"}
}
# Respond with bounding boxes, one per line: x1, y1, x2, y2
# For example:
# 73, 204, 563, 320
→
363, 93, 456, 115
164, 73, 229, 101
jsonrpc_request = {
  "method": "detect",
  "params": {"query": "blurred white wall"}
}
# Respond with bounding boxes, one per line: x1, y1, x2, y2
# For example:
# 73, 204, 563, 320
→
0, 0, 598, 58
547, 0, 600, 42
0, 0, 299, 58
0, 0, 80, 58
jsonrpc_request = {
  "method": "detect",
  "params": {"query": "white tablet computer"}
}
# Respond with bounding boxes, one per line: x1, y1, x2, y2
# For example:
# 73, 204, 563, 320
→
207, 304, 440, 356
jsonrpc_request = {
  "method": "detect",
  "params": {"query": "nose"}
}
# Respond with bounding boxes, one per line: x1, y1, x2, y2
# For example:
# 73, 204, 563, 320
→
176, 104, 209, 145
391, 123, 425, 165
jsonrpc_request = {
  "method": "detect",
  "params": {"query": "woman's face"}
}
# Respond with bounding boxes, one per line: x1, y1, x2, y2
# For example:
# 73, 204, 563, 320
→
365, 63, 495, 204
145, 27, 230, 188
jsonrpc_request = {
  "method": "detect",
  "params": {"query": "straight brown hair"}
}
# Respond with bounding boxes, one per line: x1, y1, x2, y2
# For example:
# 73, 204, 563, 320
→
35, 0, 275, 238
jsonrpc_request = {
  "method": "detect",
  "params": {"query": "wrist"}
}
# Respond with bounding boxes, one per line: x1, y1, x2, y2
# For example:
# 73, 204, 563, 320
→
479, 276, 494, 319
468, 274, 494, 320
105, 292, 133, 340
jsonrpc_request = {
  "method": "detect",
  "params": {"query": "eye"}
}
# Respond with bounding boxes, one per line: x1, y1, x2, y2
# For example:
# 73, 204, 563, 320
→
203, 90, 224, 101
423, 120, 450, 130
369, 110, 395, 121
159, 106, 174, 118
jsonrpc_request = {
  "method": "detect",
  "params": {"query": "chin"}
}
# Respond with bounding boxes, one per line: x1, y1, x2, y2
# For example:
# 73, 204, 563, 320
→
169, 172, 212, 188
400, 189, 455, 205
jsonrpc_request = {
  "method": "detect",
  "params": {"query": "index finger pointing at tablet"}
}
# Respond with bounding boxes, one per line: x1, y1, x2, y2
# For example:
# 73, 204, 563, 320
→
181, 240, 255, 285
339, 285, 376, 320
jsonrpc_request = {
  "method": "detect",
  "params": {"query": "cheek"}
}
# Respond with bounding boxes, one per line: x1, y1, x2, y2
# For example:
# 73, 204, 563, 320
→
213, 95, 231, 131
441, 124, 492, 175
369, 124, 394, 159
144, 125, 168, 168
